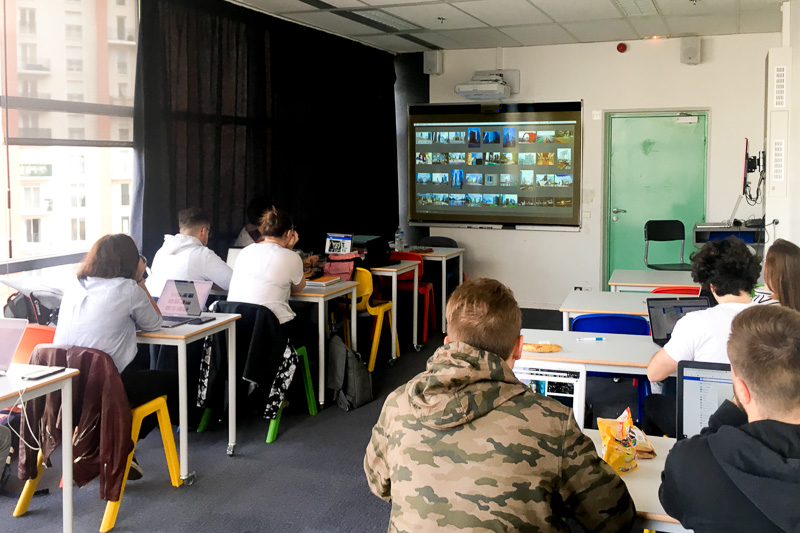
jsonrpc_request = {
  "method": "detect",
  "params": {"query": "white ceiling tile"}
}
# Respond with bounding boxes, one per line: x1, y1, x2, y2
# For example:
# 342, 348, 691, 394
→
655, 0, 738, 16
739, 7, 782, 33
438, 27, 523, 48
665, 13, 739, 36
360, 0, 443, 5
383, 3, 486, 30
412, 30, 468, 49
355, 33, 429, 52
628, 15, 670, 38
456, 0, 551, 27
499, 24, 579, 46
284, 11, 379, 35
232, 0, 314, 14
562, 18, 638, 42
325, 0, 367, 7
529, 0, 622, 22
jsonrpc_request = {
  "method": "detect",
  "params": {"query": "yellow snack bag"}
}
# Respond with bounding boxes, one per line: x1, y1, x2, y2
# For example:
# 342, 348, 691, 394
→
597, 407, 638, 475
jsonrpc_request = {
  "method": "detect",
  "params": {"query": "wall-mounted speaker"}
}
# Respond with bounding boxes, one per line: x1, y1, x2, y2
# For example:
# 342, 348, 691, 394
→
681, 37, 701, 65
423, 51, 443, 75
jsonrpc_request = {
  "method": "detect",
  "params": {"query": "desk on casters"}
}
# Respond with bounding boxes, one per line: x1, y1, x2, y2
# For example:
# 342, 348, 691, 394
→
416, 247, 464, 334
370, 261, 420, 354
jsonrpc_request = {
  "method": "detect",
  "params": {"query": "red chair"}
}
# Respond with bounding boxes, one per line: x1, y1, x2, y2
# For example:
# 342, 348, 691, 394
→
377, 252, 437, 344
651, 286, 701, 295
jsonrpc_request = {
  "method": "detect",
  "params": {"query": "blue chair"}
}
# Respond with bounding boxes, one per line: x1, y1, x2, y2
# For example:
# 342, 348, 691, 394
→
571, 313, 650, 335
571, 313, 650, 423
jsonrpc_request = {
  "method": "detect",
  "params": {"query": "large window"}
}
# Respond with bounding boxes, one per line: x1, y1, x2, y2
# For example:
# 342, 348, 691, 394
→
0, 1, 138, 304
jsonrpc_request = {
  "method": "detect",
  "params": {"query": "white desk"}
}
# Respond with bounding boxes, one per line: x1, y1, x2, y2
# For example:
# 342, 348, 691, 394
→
608, 270, 698, 293
416, 247, 465, 333
2, 364, 79, 533
370, 260, 419, 355
136, 313, 240, 484
559, 291, 650, 331
521, 329, 657, 375
584, 429, 689, 532
291, 281, 358, 405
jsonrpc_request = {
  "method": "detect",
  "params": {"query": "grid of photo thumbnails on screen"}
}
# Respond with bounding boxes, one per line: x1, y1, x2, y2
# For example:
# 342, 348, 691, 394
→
413, 123, 576, 219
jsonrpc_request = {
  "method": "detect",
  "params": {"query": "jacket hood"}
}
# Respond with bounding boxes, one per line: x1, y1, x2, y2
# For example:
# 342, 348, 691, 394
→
709, 420, 800, 532
406, 341, 527, 430
159, 233, 202, 255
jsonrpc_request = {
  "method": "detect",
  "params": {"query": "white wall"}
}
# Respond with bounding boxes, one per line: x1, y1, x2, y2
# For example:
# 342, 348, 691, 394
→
428, 33, 780, 309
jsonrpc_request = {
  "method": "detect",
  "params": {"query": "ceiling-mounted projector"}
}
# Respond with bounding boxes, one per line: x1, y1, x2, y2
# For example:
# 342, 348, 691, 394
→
455, 69, 520, 100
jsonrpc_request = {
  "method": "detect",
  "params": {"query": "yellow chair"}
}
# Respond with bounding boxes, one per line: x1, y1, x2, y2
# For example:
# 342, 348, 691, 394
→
15, 395, 182, 532
343, 267, 399, 372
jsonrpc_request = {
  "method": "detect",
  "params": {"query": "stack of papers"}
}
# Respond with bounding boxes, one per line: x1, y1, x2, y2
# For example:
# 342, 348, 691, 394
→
306, 276, 341, 287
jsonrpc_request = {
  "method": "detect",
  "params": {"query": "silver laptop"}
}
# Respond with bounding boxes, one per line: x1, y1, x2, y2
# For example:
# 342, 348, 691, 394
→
647, 296, 710, 347
0, 318, 29, 374
676, 361, 732, 439
156, 280, 214, 328
325, 233, 353, 254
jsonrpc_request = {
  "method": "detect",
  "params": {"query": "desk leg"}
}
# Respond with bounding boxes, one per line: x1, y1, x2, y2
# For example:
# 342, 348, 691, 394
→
318, 299, 326, 406
391, 273, 398, 360
177, 343, 194, 484
62, 378, 73, 533
413, 267, 420, 351
611, 285, 617, 292
350, 287, 358, 352
563, 312, 570, 332
441, 260, 447, 334
227, 323, 236, 457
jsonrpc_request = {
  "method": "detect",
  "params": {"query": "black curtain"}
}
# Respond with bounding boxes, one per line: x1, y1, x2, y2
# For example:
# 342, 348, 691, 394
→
133, 0, 398, 260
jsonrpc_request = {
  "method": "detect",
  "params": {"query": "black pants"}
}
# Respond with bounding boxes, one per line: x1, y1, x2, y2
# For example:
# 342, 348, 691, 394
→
642, 393, 677, 438
119, 366, 179, 440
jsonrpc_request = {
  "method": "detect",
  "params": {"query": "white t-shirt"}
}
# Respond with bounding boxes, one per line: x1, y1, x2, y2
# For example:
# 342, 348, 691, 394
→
663, 302, 752, 364
227, 242, 304, 324
54, 276, 162, 372
146, 234, 233, 296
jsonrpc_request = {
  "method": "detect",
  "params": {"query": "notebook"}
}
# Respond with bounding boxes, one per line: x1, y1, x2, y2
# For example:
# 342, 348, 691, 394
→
676, 361, 732, 440
0, 318, 29, 374
512, 359, 587, 430
647, 296, 710, 347
325, 233, 353, 255
156, 280, 214, 328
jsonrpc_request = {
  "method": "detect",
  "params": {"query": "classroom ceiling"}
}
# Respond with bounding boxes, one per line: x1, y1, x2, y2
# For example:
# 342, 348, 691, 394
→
228, 0, 784, 53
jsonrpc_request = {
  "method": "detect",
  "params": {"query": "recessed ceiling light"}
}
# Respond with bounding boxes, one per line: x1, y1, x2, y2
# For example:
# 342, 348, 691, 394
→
355, 10, 418, 32
613, 0, 658, 16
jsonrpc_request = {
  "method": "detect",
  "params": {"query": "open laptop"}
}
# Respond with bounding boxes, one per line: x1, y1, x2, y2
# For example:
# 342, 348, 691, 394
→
0, 318, 29, 375
647, 296, 710, 347
325, 233, 353, 255
156, 280, 214, 328
512, 359, 587, 430
676, 361, 732, 439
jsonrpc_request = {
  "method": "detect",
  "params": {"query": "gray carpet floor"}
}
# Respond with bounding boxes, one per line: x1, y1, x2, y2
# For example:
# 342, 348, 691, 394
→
0, 308, 639, 532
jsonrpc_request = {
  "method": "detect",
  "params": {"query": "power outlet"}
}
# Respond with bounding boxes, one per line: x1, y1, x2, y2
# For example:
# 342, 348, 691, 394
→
573, 286, 583, 291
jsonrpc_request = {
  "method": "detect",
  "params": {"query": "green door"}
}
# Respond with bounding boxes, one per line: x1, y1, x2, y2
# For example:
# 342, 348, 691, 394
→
606, 113, 707, 285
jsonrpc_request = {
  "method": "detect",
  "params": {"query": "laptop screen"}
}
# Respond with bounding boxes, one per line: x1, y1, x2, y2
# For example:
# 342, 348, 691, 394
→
512, 359, 586, 429
0, 317, 29, 372
677, 361, 733, 439
648, 297, 709, 344
325, 233, 353, 254
157, 280, 213, 317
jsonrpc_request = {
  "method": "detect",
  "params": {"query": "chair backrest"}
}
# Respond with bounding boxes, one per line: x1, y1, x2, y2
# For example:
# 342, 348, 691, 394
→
226, 247, 243, 268
389, 251, 424, 280
644, 220, 685, 242
651, 286, 701, 295
13, 324, 56, 364
353, 268, 375, 312
571, 313, 650, 335
419, 236, 458, 248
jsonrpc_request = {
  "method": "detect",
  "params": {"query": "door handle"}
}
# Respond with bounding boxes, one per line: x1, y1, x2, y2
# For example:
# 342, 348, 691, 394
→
612, 208, 627, 214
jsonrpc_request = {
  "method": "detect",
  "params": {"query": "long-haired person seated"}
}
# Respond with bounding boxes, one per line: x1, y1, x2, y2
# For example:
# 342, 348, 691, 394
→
54, 234, 178, 479
756, 238, 800, 310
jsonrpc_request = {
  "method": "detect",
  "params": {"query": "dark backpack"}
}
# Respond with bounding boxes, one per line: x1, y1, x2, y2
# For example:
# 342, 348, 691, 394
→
326, 335, 372, 411
3, 291, 57, 325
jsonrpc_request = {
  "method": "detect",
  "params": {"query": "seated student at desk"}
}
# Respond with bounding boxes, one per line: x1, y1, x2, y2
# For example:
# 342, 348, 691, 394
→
659, 305, 800, 533
54, 234, 178, 479
145, 207, 232, 296
754, 238, 800, 310
645, 236, 760, 437
233, 195, 271, 248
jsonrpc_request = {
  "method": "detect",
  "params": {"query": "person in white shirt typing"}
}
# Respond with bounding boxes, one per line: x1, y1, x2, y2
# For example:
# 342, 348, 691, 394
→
644, 236, 761, 436
146, 207, 232, 297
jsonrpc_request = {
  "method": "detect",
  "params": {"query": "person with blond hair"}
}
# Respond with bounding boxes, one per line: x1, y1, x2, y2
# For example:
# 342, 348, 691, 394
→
364, 278, 634, 532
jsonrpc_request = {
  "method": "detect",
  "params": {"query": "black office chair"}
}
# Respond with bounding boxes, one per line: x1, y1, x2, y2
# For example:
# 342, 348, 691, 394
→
644, 220, 692, 271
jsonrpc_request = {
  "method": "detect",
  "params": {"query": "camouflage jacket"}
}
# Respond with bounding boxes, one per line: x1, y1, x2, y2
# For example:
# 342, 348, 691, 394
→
364, 341, 635, 533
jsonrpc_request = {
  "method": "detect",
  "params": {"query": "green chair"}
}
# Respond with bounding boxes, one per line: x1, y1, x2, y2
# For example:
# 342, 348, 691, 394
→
267, 345, 317, 443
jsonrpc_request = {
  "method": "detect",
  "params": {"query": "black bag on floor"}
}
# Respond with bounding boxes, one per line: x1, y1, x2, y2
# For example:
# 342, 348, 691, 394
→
326, 335, 372, 411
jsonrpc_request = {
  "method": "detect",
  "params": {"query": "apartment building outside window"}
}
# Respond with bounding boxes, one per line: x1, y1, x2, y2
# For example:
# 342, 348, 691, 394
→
19, 80, 38, 97
71, 218, 86, 241
19, 43, 37, 66
117, 51, 128, 74
65, 12, 83, 40
121, 216, 130, 233
26, 219, 40, 243
23, 186, 41, 210
116, 0, 126, 5
71, 184, 86, 208
121, 183, 130, 206
19, 8, 36, 34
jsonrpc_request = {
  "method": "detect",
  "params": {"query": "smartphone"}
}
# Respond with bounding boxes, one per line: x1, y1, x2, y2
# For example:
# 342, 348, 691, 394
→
21, 366, 66, 381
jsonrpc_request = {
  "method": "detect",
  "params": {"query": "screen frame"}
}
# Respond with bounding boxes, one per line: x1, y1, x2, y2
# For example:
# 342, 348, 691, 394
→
676, 360, 732, 440
408, 101, 583, 227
